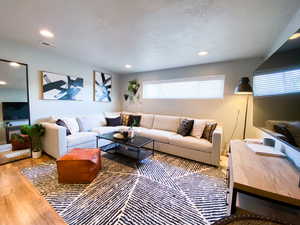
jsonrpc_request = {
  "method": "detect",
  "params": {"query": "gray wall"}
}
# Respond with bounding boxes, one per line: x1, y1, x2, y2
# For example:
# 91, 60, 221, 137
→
120, 58, 263, 147
0, 39, 121, 123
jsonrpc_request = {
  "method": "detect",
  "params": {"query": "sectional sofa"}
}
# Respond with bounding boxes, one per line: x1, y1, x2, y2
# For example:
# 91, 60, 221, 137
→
41, 112, 223, 166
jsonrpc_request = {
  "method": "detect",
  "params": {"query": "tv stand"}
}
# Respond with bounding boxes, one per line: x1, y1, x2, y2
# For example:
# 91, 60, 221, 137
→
228, 140, 300, 215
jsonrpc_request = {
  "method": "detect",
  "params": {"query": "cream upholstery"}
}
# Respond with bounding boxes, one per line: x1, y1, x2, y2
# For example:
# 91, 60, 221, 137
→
67, 132, 97, 147
91, 126, 124, 134
140, 113, 154, 129
42, 112, 222, 166
169, 135, 212, 152
60, 117, 80, 134
137, 129, 175, 143
152, 115, 180, 132
77, 114, 106, 131
190, 119, 207, 139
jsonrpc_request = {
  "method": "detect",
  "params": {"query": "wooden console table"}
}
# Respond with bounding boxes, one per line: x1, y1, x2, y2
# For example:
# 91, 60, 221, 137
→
228, 140, 300, 214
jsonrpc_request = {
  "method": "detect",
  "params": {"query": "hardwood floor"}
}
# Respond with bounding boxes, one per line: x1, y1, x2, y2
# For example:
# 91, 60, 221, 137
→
0, 155, 66, 225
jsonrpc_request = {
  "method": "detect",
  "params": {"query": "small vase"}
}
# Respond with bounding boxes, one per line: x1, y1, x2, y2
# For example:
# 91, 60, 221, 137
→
128, 128, 135, 138
32, 151, 42, 159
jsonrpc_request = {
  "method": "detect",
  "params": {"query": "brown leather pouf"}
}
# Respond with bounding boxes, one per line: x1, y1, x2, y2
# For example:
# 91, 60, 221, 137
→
56, 148, 101, 184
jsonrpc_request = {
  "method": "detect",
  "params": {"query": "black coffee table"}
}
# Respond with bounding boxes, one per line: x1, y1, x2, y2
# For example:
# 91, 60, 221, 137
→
96, 132, 155, 161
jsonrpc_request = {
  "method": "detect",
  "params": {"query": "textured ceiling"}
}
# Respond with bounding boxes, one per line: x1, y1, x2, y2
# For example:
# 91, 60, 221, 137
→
0, 0, 299, 74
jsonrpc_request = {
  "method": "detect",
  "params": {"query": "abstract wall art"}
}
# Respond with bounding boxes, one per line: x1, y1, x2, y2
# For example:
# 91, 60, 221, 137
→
94, 71, 112, 102
42, 71, 84, 101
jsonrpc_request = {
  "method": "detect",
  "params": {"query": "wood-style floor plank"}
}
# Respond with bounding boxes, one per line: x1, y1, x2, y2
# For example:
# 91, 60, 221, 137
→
0, 156, 66, 225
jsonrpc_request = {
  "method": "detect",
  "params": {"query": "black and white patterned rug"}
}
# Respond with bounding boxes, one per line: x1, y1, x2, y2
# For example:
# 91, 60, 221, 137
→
22, 152, 228, 225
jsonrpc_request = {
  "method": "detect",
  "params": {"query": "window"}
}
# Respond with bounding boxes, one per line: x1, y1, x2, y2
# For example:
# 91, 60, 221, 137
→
253, 68, 300, 96
142, 75, 225, 99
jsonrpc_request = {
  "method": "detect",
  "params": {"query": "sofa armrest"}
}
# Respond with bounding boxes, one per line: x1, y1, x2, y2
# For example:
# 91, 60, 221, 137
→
41, 122, 67, 159
211, 127, 223, 166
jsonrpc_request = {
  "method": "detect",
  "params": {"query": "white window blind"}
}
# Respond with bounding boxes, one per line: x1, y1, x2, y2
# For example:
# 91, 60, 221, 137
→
142, 75, 225, 99
253, 68, 300, 96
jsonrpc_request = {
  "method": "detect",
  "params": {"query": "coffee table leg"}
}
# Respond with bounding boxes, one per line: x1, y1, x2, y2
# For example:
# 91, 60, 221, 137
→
137, 147, 140, 161
230, 188, 237, 215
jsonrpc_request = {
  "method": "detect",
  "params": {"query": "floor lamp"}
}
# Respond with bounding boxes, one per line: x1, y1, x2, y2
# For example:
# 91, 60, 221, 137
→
234, 77, 253, 139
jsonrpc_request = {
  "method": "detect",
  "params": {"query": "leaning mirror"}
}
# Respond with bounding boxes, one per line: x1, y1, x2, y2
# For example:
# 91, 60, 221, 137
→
0, 59, 30, 165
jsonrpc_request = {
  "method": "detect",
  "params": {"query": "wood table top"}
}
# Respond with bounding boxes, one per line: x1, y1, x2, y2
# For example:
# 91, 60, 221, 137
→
230, 140, 300, 207
0, 164, 66, 225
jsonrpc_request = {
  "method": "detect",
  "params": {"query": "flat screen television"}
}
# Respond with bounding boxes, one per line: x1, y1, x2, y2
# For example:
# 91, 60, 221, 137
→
252, 29, 300, 151
2, 102, 29, 121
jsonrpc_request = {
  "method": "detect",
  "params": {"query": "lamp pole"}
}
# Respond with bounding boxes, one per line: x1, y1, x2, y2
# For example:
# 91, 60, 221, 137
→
243, 95, 250, 140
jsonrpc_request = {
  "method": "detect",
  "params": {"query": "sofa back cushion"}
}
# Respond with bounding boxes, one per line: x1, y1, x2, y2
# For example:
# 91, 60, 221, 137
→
77, 114, 106, 131
153, 115, 180, 132
140, 114, 154, 129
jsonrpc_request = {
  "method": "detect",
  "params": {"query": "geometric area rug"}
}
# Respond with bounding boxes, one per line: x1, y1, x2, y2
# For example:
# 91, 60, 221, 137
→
21, 152, 228, 225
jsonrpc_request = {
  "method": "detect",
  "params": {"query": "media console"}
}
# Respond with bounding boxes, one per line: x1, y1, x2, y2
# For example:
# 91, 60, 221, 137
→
228, 140, 300, 215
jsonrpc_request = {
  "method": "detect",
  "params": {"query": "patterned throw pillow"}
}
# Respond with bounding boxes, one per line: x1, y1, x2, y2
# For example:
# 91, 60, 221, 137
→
121, 113, 130, 126
56, 119, 71, 136
202, 122, 217, 143
177, 119, 194, 136
128, 115, 142, 127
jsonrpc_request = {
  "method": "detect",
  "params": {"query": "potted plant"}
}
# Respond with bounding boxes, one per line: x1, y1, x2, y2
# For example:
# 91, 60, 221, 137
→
21, 124, 45, 158
128, 80, 140, 96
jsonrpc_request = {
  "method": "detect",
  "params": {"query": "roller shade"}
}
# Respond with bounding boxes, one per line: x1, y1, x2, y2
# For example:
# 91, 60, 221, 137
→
143, 75, 225, 99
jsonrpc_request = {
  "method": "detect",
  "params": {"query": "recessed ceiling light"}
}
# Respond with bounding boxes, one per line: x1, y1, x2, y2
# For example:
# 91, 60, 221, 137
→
9, 62, 21, 67
289, 33, 300, 40
40, 29, 54, 38
125, 64, 132, 68
197, 51, 208, 56
0, 81, 7, 85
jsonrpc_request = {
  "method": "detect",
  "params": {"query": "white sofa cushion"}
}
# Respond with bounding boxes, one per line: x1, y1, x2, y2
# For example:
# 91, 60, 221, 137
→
67, 132, 97, 147
140, 114, 154, 129
191, 119, 208, 139
60, 117, 80, 134
77, 114, 106, 131
152, 115, 180, 132
137, 128, 175, 143
92, 126, 124, 135
169, 134, 212, 153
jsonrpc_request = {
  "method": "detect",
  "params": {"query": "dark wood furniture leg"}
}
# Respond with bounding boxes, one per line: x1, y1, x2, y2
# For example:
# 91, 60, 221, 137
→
231, 188, 238, 214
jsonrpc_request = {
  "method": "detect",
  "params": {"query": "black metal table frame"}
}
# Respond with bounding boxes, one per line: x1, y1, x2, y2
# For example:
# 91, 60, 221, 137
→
96, 135, 155, 161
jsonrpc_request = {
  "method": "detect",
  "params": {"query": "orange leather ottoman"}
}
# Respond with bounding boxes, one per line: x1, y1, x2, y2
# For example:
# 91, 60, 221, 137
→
56, 148, 101, 184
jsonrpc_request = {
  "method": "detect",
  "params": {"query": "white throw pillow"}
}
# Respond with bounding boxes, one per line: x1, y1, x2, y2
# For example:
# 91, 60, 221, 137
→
60, 117, 80, 134
104, 112, 121, 118
191, 119, 207, 139
77, 114, 106, 131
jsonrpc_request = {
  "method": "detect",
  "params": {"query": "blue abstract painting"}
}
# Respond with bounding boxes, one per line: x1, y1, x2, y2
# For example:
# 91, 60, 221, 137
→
42, 71, 84, 101
94, 71, 112, 102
